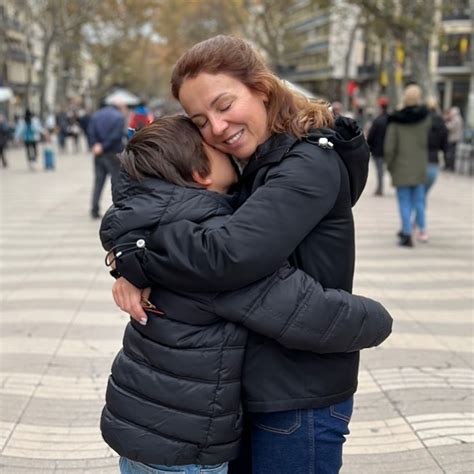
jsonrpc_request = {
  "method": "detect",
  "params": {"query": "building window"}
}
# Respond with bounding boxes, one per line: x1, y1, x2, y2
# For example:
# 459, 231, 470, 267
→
438, 34, 470, 67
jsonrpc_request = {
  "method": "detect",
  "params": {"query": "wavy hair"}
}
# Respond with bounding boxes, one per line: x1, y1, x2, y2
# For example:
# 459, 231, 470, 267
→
171, 35, 334, 138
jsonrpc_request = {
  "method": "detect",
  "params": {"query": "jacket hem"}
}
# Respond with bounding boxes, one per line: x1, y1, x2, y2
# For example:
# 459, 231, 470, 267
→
244, 385, 357, 413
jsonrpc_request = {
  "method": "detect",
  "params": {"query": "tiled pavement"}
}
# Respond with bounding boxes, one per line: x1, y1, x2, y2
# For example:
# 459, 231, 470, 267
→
1, 145, 473, 473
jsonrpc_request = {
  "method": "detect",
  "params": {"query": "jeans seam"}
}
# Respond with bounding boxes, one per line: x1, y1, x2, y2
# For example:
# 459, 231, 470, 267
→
309, 409, 315, 474
329, 405, 351, 423
254, 410, 301, 434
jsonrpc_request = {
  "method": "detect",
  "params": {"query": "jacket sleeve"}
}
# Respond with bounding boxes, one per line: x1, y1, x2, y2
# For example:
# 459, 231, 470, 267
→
210, 264, 392, 353
383, 123, 396, 169
117, 147, 341, 292
366, 120, 377, 149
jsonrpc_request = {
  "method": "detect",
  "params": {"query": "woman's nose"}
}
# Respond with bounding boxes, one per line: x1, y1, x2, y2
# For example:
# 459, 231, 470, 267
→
209, 116, 227, 136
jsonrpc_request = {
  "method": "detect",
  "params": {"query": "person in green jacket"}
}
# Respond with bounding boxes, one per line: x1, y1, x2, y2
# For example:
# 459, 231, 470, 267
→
384, 84, 431, 247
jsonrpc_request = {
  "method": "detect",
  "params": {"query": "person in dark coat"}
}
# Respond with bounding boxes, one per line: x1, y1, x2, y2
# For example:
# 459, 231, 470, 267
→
110, 36, 385, 473
100, 116, 392, 473
384, 85, 431, 247
87, 100, 127, 219
0, 113, 10, 168
366, 97, 389, 195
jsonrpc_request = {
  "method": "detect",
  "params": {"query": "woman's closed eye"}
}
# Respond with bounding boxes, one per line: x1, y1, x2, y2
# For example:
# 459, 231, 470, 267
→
219, 102, 232, 112
194, 117, 208, 129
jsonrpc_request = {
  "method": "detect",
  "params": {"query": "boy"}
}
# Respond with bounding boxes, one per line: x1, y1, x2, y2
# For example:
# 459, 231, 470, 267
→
100, 116, 392, 474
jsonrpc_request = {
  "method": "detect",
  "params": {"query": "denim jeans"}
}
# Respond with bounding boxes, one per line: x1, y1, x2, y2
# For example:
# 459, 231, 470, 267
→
249, 397, 353, 474
373, 156, 384, 193
119, 458, 228, 474
91, 152, 121, 215
425, 164, 439, 198
396, 185, 426, 234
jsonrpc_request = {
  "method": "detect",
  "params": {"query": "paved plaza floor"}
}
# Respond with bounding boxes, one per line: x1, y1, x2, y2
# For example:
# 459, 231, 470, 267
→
1, 144, 473, 473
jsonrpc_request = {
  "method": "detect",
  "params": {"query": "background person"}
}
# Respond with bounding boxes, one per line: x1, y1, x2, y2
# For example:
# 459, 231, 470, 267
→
87, 100, 127, 219
384, 84, 431, 247
0, 113, 10, 168
444, 106, 464, 171
111, 35, 374, 474
14, 109, 43, 171
419, 97, 448, 242
366, 97, 389, 196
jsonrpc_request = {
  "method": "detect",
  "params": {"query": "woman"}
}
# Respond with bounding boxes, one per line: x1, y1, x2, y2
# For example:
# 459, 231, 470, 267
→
112, 35, 372, 473
14, 109, 43, 170
384, 85, 431, 247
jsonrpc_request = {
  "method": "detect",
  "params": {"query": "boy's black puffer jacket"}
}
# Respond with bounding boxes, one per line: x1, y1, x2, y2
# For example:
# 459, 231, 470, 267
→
100, 170, 392, 465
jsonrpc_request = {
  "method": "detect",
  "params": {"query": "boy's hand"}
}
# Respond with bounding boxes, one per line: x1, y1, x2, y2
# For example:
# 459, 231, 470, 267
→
112, 277, 150, 325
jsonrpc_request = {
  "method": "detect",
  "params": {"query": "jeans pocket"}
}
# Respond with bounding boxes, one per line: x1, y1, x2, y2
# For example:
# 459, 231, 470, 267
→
119, 457, 186, 474
201, 463, 228, 473
252, 410, 301, 435
329, 397, 354, 423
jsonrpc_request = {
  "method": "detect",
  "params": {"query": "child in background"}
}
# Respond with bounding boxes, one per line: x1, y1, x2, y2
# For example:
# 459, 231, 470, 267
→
100, 115, 392, 474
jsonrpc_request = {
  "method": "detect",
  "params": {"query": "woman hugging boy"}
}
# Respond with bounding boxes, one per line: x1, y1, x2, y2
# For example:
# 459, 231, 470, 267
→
100, 115, 392, 474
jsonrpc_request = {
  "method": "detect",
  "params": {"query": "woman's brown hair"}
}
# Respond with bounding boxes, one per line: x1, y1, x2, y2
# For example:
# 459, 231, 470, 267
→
119, 115, 210, 186
171, 35, 334, 138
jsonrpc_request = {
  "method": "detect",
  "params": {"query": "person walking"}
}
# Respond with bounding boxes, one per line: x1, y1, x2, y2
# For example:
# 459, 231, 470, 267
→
0, 113, 10, 168
384, 84, 431, 247
14, 110, 43, 170
56, 108, 69, 153
366, 97, 389, 195
110, 35, 376, 473
444, 106, 464, 171
87, 100, 127, 219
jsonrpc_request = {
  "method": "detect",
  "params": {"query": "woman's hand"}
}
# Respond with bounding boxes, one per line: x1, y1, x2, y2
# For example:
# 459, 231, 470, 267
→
112, 277, 151, 325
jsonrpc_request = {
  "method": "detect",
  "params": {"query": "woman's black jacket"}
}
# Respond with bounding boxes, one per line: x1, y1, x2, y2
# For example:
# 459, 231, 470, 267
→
100, 118, 390, 423
428, 111, 448, 164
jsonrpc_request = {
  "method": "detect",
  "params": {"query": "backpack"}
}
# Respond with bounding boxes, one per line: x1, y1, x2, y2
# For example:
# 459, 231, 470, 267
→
24, 123, 35, 142
130, 113, 149, 130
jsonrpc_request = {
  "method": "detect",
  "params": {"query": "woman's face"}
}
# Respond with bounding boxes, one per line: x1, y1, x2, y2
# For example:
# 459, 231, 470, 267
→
179, 73, 271, 160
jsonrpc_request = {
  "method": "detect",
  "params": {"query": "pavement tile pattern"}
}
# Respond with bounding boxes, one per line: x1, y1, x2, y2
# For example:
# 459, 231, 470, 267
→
1, 146, 472, 473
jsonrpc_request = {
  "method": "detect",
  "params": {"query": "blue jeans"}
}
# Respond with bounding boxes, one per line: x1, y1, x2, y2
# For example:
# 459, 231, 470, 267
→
396, 185, 426, 234
425, 164, 438, 198
119, 458, 228, 474
249, 397, 353, 474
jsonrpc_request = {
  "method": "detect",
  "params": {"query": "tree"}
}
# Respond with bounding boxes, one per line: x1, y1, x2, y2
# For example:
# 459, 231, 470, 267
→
346, 0, 440, 105
154, 0, 246, 66
83, 0, 162, 104
26, 0, 92, 118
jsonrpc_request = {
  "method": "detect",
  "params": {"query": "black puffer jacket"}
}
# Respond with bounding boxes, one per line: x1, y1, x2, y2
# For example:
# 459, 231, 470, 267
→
103, 119, 376, 413
100, 165, 392, 464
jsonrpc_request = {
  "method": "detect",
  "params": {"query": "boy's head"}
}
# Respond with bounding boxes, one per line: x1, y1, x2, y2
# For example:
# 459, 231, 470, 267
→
119, 115, 237, 193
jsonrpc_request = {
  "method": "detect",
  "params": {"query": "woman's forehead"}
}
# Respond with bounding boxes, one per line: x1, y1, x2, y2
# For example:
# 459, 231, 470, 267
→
180, 73, 244, 109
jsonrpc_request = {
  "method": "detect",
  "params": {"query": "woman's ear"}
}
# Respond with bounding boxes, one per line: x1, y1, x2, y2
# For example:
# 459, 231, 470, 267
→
192, 170, 212, 187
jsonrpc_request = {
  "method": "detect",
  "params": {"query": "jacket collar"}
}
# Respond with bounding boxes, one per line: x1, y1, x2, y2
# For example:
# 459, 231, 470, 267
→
389, 105, 429, 124
242, 133, 299, 177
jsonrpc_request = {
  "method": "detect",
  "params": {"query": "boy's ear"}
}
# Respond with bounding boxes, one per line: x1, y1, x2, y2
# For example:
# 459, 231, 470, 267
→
192, 170, 212, 187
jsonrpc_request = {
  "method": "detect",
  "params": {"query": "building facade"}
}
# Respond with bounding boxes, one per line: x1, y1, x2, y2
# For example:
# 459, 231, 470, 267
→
436, 0, 472, 114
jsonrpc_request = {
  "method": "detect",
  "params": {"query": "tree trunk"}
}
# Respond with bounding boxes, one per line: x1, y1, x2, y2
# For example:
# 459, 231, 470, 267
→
342, 16, 360, 111
386, 37, 399, 109
38, 34, 55, 120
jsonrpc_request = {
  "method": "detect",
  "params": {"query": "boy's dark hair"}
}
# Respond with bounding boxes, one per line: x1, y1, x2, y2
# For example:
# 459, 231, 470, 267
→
119, 115, 210, 187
